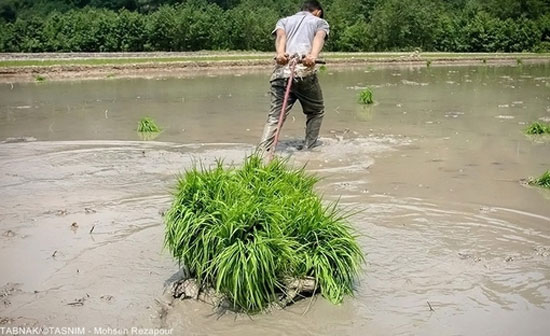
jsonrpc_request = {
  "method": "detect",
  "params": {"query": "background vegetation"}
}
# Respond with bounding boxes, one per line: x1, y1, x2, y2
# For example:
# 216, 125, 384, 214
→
1, 0, 549, 53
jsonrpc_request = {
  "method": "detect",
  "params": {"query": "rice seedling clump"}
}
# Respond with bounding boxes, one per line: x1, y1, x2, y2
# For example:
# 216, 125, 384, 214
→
529, 170, 550, 189
358, 88, 374, 105
525, 121, 550, 135
164, 155, 363, 312
137, 117, 161, 133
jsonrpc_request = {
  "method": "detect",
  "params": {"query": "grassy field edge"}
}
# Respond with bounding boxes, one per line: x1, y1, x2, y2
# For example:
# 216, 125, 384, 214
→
1, 52, 549, 68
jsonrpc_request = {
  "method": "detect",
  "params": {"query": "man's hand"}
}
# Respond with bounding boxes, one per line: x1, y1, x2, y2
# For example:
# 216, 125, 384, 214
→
303, 54, 317, 67
275, 53, 289, 65
305, 31, 326, 67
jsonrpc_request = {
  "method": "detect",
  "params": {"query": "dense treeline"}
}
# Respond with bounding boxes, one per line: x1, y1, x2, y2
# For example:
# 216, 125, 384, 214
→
0, 0, 549, 52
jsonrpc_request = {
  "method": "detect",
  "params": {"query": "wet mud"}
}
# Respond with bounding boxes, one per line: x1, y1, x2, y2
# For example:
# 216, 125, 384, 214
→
1, 63, 550, 335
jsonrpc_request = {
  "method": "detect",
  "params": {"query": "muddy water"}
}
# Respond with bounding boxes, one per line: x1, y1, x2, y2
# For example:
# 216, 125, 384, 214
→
1, 63, 550, 335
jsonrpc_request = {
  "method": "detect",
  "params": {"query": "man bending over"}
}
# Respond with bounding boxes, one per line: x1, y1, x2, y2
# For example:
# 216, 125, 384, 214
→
258, 0, 330, 153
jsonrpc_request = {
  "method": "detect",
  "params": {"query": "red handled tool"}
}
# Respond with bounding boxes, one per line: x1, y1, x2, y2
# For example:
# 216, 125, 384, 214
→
268, 55, 326, 162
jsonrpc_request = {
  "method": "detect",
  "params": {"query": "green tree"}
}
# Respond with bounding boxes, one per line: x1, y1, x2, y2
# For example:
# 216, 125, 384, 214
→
337, 20, 369, 51
433, 13, 464, 51
170, 1, 226, 51
536, 14, 550, 51
4, 15, 46, 52
1, 0, 549, 52
144, 5, 177, 50
481, 0, 550, 19
224, 5, 278, 50
367, 0, 443, 51
112, 9, 147, 51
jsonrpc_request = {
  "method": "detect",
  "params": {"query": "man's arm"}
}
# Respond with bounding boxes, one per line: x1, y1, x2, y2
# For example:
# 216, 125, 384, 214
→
304, 30, 327, 67
275, 29, 288, 65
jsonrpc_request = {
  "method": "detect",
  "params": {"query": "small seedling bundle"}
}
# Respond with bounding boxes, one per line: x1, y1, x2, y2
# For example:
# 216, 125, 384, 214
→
525, 121, 550, 135
358, 88, 374, 105
164, 155, 363, 313
516, 58, 523, 65
137, 117, 161, 133
529, 170, 550, 189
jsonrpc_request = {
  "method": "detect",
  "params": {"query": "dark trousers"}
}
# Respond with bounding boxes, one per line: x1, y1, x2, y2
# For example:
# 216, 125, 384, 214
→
258, 74, 325, 153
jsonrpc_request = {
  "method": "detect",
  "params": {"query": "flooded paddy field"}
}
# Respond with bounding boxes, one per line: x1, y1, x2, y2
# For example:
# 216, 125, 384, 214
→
1, 63, 550, 335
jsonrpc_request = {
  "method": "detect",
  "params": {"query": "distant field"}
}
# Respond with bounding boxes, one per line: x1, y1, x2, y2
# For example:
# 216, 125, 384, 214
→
1, 52, 549, 68
1, 52, 548, 83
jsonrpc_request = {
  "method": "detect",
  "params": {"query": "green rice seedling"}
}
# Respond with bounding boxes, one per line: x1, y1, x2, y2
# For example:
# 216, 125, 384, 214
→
35, 75, 46, 82
524, 121, 550, 135
137, 117, 161, 133
164, 155, 364, 312
528, 170, 550, 189
319, 65, 328, 72
358, 88, 374, 105
482, 59, 487, 64
426, 60, 432, 67
516, 58, 523, 65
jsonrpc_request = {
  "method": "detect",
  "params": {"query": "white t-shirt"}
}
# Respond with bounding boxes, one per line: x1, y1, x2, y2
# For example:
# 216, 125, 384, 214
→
271, 11, 330, 80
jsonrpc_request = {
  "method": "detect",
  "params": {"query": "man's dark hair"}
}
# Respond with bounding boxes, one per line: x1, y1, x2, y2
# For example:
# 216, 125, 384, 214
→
302, 1, 324, 19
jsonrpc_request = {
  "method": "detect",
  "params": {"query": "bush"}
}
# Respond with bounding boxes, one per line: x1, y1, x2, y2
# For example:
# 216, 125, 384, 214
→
337, 21, 370, 52
164, 155, 364, 312
111, 9, 147, 51
461, 12, 500, 52
144, 5, 177, 51
533, 41, 550, 52
172, 2, 226, 51
4, 15, 46, 52
367, 0, 441, 51
223, 5, 278, 51
535, 14, 550, 52
0, 22, 11, 50
1, 0, 549, 53
433, 14, 464, 52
